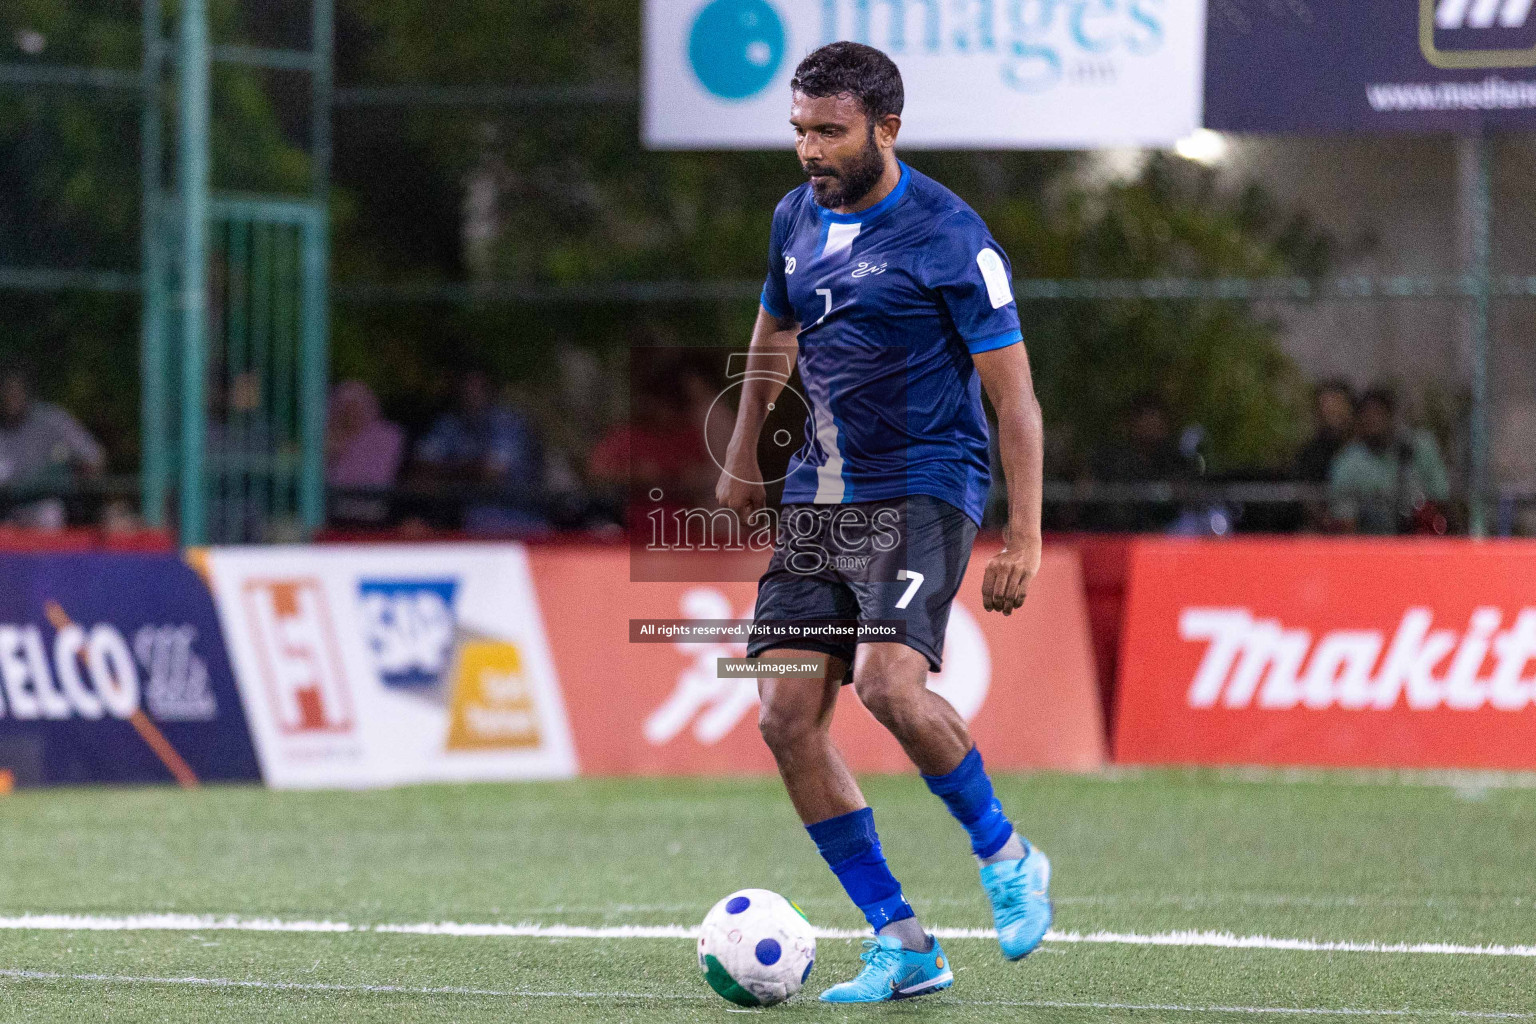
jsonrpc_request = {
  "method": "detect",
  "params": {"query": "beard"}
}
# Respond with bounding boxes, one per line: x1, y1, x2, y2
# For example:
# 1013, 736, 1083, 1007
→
804, 131, 886, 210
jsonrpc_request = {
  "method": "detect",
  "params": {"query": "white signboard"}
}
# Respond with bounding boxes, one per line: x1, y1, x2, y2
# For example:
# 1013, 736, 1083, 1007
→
644, 0, 1206, 149
202, 545, 577, 789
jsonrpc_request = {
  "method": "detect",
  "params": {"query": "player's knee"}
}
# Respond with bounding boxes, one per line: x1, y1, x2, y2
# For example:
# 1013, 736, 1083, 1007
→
853, 672, 911, 729
757, 698, 821, 756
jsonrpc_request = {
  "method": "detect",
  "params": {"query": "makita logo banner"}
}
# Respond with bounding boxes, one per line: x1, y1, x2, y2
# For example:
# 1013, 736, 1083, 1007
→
1181, 607, 1536, 713
1116, 540, 1536, 771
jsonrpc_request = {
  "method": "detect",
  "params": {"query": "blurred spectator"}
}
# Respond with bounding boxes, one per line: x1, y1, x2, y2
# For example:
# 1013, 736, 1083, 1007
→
100, 499, 145, 537
589, 361, 720, 529
1088, 394, 1195, 531
1295, 380, 1355, 531
1296, 380, 1355, 482
326, 380, 405, 527
0, 363, 105, 529
204, 368, 272, 541
415, 369, 547, 533
682, 361, 734, 483
1329, 387, 1450, 535
1494, 398, 1536, 536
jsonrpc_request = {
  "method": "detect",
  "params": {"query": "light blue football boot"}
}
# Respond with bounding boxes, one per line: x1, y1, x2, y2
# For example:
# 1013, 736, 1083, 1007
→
980, 844, 1052, 960
818, 934, 954, 1003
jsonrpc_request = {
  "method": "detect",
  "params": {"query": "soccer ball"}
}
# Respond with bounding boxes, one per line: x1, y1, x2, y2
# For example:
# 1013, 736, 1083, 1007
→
697, 888, 817, 1006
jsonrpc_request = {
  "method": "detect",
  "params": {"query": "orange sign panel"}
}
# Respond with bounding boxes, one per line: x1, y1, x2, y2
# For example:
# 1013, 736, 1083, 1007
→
446, 640, 544, 751
529, 544, 1106, 776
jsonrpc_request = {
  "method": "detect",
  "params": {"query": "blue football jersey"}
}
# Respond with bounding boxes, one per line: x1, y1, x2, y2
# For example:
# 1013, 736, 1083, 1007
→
759, 162, 1022, 525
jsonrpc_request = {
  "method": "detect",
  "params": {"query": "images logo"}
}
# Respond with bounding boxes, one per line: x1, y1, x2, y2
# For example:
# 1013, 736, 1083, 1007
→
816, 0, 1166, 94
688, 0, 787, 100
358, 579, 459, 690
1423, 0, 1536, 69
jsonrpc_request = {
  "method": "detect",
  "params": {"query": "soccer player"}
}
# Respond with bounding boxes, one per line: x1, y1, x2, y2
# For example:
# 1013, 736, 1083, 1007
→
714, 42, 1051, 1003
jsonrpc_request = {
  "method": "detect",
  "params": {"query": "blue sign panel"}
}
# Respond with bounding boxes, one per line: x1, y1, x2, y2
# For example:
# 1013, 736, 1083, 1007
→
357, 578, 459, 690
1206, 0, 1536, 133
0, 554, 260, 786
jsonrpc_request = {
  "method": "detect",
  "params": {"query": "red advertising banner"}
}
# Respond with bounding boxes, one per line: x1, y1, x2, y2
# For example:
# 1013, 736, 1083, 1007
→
1116, 539, 1536, 770
530, 544, 1105, 776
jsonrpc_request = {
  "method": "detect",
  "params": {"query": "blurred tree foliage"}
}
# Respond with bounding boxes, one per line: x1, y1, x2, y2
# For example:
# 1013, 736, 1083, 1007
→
1003, 156, 1327, 472
0, 0, 307, 470
2, 0, 1325, 474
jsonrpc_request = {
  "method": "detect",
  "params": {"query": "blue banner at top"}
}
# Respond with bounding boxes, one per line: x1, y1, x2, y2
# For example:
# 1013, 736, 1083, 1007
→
1206, 0, 1536, 133
0, 553, 260, 787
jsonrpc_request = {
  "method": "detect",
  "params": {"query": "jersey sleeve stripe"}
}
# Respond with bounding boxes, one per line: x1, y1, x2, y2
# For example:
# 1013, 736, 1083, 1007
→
760, 289, 793, 320
964, 328, 1023, 354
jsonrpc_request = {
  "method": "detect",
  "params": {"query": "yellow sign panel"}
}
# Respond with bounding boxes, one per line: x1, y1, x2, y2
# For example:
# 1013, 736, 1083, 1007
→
446, 641, 543, 751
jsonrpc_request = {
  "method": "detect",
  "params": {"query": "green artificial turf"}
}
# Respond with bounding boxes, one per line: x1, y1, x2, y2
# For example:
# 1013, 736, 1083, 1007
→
0, 769, 1532, 1022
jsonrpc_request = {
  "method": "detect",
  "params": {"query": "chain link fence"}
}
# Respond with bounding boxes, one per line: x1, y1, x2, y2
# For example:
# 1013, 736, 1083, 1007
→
5, 6, 1536, 540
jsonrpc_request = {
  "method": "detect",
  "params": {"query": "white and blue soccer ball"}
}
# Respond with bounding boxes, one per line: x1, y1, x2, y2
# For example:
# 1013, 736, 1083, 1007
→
697, 888, 817, 1007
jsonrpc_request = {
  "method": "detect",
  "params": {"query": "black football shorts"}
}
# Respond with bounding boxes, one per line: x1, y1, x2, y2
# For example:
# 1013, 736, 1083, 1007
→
746, 494, 978, 676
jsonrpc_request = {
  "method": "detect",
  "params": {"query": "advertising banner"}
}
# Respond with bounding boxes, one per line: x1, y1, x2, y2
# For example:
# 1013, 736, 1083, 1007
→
201, 546, 577, 789
1116, 539, 1536, 770
532, 543, 1105, 775
1207, 0, 1536, 133
644, 0, 1207, 149
0, 554, 259, 787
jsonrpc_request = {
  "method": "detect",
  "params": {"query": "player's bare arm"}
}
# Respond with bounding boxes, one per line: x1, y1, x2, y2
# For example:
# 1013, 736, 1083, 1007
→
975, 342, 1044, 617
715, 307, 799, 519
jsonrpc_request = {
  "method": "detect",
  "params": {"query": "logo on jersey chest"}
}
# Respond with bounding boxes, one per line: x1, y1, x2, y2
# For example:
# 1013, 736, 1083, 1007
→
851, 260, 888, 278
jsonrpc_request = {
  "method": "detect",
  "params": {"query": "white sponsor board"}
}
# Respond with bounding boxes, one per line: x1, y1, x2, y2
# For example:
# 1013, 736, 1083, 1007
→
644, 0, 1205, 149
203, 545, 577, 789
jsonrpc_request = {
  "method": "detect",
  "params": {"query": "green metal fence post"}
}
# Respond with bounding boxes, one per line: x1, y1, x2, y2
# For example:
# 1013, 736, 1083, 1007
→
1469, 131, 1492, 539
177, 0, 212, 545
139, 0, 168, 527
251, 222, 271, 530
227, 218, 249, 541
298, 0, 334, 535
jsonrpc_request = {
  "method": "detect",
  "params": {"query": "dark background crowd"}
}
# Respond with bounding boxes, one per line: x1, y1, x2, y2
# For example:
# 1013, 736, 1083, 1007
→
0, 354, 1459, 540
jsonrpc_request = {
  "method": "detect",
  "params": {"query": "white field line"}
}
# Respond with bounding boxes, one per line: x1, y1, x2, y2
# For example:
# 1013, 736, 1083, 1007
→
965, 998, 1534, 1020
0, 914, 1533, 958
1048, 892, 1534, 910
457, 892, 1536, 915
0, 969, 1530, 1019
0, 969, 703, 1000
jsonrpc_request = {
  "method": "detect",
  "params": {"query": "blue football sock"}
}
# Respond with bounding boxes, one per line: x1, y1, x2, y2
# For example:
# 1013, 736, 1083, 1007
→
922, 746, 1025, 860
805, 807, 915, 932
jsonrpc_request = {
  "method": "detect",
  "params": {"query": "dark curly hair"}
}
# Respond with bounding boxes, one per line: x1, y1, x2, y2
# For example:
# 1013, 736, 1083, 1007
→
790, 42, 904, 122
